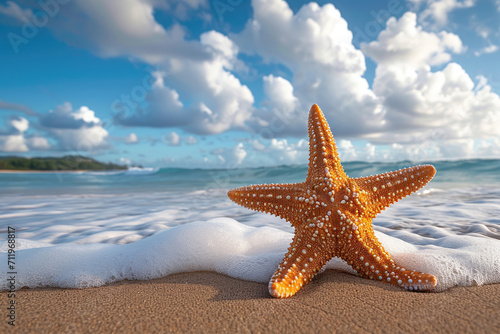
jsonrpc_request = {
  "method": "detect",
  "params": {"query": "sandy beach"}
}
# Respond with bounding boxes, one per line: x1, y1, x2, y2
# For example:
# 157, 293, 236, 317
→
3, 270, 499, 333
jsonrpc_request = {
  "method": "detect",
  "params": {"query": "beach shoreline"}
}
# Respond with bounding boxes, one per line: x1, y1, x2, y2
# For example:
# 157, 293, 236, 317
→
0, 170, 117, 173
3, 270, 499, 333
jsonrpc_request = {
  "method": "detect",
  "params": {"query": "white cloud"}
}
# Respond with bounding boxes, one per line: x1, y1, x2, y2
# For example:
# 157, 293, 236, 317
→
120, 157, 131, 166
408, 0, 476, 25
475, 25, 490, 39
338, 140, 358, 161
10, 117, 28, 133
10, 0, 210, 64
362, 12, 464, 67
41, 103, 108, 152
360, 13, 500, 156
165, 132, 180, 146
326, 139, 489, 162
235, 0, 382, 137
249, 138, 308, 166
110, 132, 139, 144
117, 30, 254, 135
235, 0, 364, 70
26, 136, 50, 150
261, 74, 298, 113
0, 117, 50, 152
474, 44, 499, 57
50, 126, 108, 152
232, 143, 247, 165
212, 143, 248, 166
3, 0, 499, 163
125, 133, 138, 144
186, 136, 198, 145
40, 102, 100, 129
0, 133, 28, 152
163, 132, 200, 146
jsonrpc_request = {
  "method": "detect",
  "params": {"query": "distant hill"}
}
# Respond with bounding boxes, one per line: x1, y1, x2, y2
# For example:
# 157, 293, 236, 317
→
0, 155, 127, 171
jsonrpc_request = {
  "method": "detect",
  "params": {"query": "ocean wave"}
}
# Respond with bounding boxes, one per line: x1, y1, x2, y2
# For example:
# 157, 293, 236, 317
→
123, 167, 160, 175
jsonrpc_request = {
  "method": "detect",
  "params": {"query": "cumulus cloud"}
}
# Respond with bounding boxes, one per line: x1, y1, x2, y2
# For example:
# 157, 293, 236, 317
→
408, 0, 477, 25
125, 133, 138, 144
163, 132, 200, 146
0, 117, 50, 152
40, 102, 100, 129
474, 44, 499, 57
362, 12, 464, 67
3, 0, 499, 162
362, 13, 500, 146
186, 136, 198, 145
248, 138, 309, 166
262, 75, 298, 112
338, 140, 358, 161
231, 143, 247, 165
120, 157, 131, 166
0, 134, 28, 152
40, 103, 108, 152
165, 132, 180, 146
212, 143, 248, 166
5, 0, 209, 64
234, 0, 382, 137
235, 3, 500, 162
112, 133, 138, 144
9, 117, 28, 133
116, 30, 254, 135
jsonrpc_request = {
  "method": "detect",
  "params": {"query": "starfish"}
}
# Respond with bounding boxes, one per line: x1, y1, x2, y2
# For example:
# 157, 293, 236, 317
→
228, 104, 437, 298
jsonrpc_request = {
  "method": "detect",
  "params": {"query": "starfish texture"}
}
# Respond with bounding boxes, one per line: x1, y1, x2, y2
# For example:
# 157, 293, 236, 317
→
228, 104, 437, 298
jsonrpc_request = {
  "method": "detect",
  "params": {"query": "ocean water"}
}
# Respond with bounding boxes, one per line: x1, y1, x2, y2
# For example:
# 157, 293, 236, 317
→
1, 160, 500, 291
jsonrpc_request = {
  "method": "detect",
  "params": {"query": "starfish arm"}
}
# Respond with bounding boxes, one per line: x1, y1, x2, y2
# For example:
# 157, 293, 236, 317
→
353, 165, 436, 217
306, 104, 347, 184
269, 229, 330, 298
227, 183, 308, 224
341, 228, 437, 291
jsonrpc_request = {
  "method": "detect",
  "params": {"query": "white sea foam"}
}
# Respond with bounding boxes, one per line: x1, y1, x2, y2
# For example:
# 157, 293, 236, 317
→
123, 167, 159, 175
1, 218, 499, 291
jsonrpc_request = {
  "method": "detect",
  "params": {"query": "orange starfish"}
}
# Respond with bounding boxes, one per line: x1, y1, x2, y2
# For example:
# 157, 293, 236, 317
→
228, 104, 437, 298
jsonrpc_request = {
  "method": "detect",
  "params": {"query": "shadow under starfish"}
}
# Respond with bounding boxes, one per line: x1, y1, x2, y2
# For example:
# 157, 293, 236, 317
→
228, 104, 437, 298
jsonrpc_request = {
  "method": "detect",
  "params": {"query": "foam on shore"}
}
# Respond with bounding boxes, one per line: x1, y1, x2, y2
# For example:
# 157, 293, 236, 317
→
1, 218, 499, 291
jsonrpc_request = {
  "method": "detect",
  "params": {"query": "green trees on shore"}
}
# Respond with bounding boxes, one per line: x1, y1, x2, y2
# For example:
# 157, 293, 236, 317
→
0, 156, 127, 171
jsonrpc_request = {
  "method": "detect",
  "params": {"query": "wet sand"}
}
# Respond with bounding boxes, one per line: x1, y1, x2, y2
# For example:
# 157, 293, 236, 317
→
3, 270, 500, 333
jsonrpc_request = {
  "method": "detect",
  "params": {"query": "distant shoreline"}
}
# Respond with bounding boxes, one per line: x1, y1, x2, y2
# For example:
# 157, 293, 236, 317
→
0, 155, 127, 172
0, 169, 117, 173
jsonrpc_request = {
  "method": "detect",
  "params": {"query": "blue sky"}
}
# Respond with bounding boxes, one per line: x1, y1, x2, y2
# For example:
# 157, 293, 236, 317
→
1, 0, 500, 168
